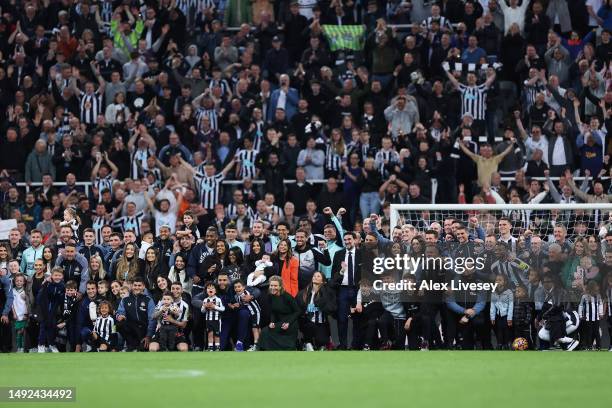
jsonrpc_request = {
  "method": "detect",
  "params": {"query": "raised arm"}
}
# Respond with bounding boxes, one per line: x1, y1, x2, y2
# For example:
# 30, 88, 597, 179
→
458, 139, 478, 162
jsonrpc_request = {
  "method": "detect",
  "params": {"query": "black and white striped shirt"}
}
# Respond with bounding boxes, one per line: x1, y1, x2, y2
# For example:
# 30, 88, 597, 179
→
131, 148, 154, 180
174, 299, 190, 323
235, 149, 259, 179
196, 107, 219, 130
251, 121, 265, 151
422, 15, 453, 31
92, 216, 108, 245
523, 80, 546, 110
236, 290, 261, 319
267, 204, 283, 219
578, 294, 603, 321
208, 78, 230, 96
606, 287, 612, 317
94, 175, 115, 201
203, 296, 225, 321
93, 315, 115, 342
490, 259, 528, 288
226, 203, 255, 220
458, 83, 488, 120
195, 172, 225, 210
374, 149, 400, 178
325, 144, 345, 172
112, 211, 146, 236
79, 90, 103, 125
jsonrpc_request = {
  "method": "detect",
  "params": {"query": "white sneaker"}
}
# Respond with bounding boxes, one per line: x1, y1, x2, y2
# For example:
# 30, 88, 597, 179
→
247, 345, 257, 352
16, 348, 24, 353
305, 342, 314, 352
48, 345, 59, 353
37, 345, 47, 353
566, 340, 579, 351
84, 345, 92, 352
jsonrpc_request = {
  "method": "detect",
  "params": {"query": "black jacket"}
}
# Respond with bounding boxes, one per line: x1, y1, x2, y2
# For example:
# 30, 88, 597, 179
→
331, 248, 363, 288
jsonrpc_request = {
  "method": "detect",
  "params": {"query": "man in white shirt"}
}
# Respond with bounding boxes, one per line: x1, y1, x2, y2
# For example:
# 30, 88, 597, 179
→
498, 0, 530, 34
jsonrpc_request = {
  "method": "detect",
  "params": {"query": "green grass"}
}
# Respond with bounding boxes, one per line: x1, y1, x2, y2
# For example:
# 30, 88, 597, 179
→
1, 352, 611, 408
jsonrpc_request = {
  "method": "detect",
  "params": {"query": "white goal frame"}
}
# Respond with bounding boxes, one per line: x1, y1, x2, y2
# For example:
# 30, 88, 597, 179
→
389, 203, 612, 230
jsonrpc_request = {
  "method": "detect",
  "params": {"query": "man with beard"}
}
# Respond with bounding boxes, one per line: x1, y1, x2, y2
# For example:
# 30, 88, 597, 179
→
490, 242, 530, 289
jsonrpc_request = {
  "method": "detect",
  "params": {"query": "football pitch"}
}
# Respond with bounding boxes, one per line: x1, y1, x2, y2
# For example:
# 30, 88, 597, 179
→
2, 352, 611, 408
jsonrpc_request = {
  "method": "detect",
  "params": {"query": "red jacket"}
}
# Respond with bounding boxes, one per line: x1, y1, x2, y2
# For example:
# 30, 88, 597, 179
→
281, 256, 299, 297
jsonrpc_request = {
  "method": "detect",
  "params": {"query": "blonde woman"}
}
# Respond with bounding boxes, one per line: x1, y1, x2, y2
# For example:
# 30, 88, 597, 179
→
258, 276, 301, 350
88, 254, 107, 282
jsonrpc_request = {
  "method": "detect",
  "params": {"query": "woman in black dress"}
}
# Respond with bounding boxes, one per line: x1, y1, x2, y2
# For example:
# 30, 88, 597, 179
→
258, 276, 301, 351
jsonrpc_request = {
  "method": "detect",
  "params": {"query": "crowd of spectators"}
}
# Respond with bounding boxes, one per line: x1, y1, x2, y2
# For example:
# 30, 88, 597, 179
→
0, 0, 612, 352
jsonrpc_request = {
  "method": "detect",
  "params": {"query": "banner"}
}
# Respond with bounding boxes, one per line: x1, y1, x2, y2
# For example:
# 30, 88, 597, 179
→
322, 25, 365, 51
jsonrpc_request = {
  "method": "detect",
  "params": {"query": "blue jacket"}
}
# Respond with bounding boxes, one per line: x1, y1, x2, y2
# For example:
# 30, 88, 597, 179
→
117, 293, 156, 337
76, 296, 98, 337
267, 87, 299, 122
0, 275, 14, 316
36, 280, 65, 321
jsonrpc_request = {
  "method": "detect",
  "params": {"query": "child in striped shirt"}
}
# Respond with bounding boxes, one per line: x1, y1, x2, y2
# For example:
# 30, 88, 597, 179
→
578, 280, 604, 350
233, 280, 261, 351
153, 293, 181, 351
90, 301, 116, 351
202, 283, 225, 351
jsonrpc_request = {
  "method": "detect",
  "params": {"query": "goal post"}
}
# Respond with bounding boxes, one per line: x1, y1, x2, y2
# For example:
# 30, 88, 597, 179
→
389, 203, 612, 239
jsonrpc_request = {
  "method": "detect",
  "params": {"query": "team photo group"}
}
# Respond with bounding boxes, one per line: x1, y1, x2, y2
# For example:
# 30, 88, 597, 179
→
1, 0, 612, 355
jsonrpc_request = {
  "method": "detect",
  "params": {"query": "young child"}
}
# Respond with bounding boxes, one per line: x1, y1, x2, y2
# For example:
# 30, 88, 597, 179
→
138, 232, 154, 260
97, 280, 111, 302
11, 273, 30, 352
233, 280, 261, 351
578, 280, 604, 350
59, 281, 80, 352
352, 278, 383, 351
247, 254, 272, 288
119, 285, 130, 300
36, 267, 66, 353
176, 211, 201, 241
202, 283, 225, 351
90, 301, 116, 351
512, 285, 536, 349
60, 208, 81, 242
490, 275, 514, 350
153, 292, 181, 351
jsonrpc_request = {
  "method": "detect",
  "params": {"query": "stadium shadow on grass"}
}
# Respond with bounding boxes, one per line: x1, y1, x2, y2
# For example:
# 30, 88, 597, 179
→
2, 352, 611, 408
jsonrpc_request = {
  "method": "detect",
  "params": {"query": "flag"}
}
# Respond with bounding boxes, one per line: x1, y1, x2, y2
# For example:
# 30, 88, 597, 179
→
322, 25, 365, 51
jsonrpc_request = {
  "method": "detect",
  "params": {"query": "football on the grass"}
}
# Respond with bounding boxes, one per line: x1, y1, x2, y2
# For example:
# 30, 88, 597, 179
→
512, 337, 529, 351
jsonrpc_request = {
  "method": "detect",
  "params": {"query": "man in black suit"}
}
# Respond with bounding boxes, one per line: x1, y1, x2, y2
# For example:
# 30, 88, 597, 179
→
331, 231, 361, 349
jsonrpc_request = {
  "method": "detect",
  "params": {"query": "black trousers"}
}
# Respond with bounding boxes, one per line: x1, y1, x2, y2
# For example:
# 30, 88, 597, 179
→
406, 313, 431, 350
449, 314, 492, 350
422, 301, 449, 349
580, 320, 601, 349
299, 318, 329, 348
117, 320, 147, 351
0, 320, 12, 352
493, 316, 511, 348
378, 312, 406, 350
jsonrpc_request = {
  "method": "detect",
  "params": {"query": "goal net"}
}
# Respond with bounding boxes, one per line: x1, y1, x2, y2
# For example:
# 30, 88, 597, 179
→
389, 203, 612, 241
